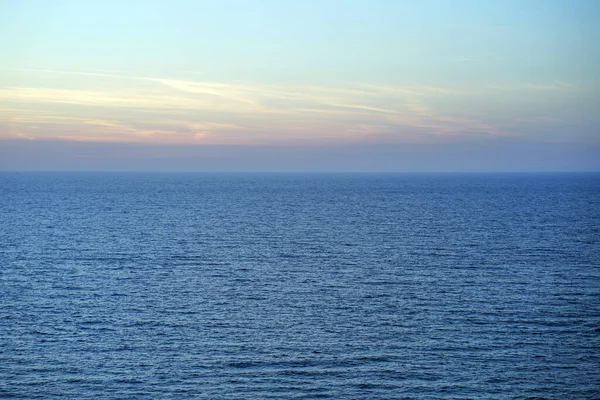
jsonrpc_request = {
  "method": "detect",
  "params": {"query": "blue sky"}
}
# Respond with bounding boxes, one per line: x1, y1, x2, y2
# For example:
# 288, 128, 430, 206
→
1, 0, 598, 171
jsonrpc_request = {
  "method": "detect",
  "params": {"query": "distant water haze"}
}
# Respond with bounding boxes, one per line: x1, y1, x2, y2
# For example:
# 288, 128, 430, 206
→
0, 138, 598, 172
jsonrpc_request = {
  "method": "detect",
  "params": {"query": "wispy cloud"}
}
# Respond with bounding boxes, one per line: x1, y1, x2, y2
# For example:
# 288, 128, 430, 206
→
0, 68, 581, 145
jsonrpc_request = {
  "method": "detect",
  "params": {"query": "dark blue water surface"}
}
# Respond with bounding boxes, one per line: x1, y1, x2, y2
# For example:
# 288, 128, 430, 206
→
1, 172, 599, 399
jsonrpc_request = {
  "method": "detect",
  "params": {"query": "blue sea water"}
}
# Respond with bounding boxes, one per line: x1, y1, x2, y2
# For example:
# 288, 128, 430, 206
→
1, 172, 599, 399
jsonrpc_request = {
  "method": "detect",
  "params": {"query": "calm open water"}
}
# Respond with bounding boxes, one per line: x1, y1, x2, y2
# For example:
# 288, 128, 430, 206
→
1, 172, 599, 399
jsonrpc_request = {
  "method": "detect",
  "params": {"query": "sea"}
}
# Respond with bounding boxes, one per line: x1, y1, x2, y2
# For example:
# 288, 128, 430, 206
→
1, 172, 599, 399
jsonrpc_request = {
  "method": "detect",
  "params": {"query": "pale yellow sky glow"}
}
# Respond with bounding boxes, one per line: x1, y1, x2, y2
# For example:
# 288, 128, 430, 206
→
0, 69, 584, 146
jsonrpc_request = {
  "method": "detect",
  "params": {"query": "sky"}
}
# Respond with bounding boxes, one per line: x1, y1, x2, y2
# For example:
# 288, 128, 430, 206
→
1, 0, 599, 171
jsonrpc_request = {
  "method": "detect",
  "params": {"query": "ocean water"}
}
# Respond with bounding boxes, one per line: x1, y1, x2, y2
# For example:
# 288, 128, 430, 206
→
1, 172, 599, 399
